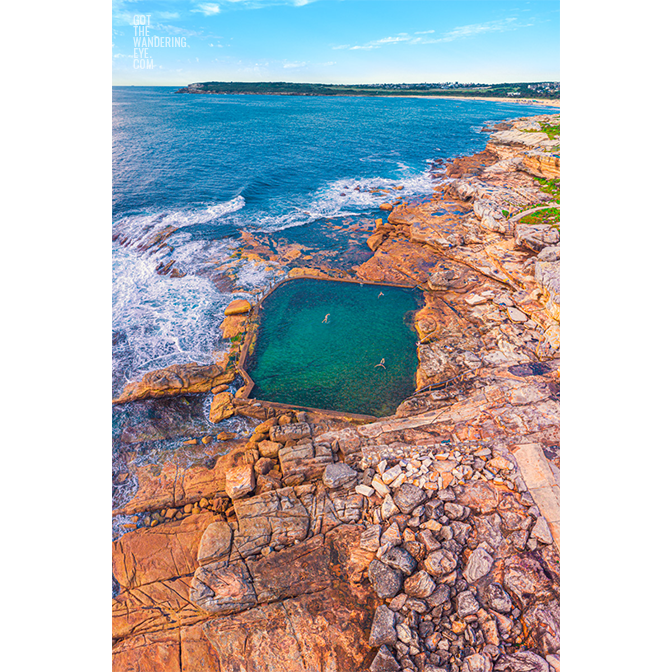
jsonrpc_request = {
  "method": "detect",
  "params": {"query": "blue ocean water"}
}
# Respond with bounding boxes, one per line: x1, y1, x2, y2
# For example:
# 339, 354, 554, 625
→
112, 86, 556, 395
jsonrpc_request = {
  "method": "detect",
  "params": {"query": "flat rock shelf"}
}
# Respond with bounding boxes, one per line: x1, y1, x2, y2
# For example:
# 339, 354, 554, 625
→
244, 278, 422, 417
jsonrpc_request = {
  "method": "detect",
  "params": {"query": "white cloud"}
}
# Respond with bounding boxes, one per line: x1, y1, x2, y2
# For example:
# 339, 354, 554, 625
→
341, 18, 527, 51
283, 61, 307, 68
158, 12, 180, 19
191, 3, 221, 15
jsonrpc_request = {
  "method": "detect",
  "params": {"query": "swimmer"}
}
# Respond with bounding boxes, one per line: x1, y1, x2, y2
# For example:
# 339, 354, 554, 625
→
322, 314, 330, 323
375, 358, 386, 369
378, 291, 384, 298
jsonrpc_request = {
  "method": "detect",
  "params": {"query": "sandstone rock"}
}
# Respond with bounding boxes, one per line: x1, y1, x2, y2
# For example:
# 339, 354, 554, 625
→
381, 493, 400, 519
190, 560, 257, 614
368, 559, 403, 599
393, 483, 427, 514
257, 439, 282, 458
443, 502, 469, 520
323, 462, 357, 489
381, 522, 403, 547
426, 583, 451, 608
209, 392, 234, 423
112, 512, 219, 589
424, 549, 458, 577
503, 556, 557, 610
197, 521, 232, 566
465, 652, 494, 672
494, 651, 550, 672
360, 524, 382, 552
233, 487, 309, 558
200, 586, 375, 672
219, 313, 247, 339
247, 534, 331, 603
379, 203, 394, 211
113, 363, 231, 404
370, 644, 401, 671
464, 547, 494, 583
523, 599, 560, 657
254, 457, 274, 475
369, 605, 398, 647
278, 441, 333, 482
404, 570, 436, 598
381, 546, 417, 575
530, 516, 553, 545
224, 299, 252, 316
270, 422, 312, 443
225, 462, 255, 500
485, 582, 513, 613
456, 590, 480, 618
507, 307, 527, 323
428, 268, 455, 290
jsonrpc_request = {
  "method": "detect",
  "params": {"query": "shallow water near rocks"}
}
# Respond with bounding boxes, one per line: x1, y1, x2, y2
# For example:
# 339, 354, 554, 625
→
245, 278, 422, 417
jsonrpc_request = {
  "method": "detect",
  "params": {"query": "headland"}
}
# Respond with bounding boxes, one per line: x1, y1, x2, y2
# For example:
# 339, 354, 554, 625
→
112, 112, 561, 672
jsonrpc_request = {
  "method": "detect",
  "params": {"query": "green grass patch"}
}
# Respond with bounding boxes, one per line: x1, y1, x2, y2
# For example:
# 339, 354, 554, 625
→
540, 123, 560, 141
534, 177, 560, 201
519, 207, 560, 227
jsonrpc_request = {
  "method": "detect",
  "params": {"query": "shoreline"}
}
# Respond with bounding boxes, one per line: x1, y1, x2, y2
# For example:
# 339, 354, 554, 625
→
178, 88, 559, 107
112, 110, 561, 672
397, 94, 560, 107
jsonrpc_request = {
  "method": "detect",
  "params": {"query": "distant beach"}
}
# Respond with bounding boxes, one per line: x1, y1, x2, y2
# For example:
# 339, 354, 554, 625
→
399, 94, 560, 107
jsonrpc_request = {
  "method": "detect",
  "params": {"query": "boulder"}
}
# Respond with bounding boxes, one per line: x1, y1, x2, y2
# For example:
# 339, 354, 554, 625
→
224, 299, 252, 316
368, 559, 403, 599
189, 560, 257, 614
393, 483, 427, 514
323, 463, 358, 489
233, 486, 310, 558
209, 391, 234, 423
369, 605, 397, 647
225, 462, 256, 500
403, 570, 436, 598
197, 521, 233, 566
464, 547, 494, 583
370, 644, 400, 671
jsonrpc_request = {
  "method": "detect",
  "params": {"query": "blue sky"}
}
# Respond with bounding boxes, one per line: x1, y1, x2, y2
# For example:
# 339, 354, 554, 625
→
112, 0, 559, 86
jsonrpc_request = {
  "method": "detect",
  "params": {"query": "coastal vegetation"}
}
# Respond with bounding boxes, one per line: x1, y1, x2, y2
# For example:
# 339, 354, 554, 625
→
519, 206, 560, 227
176, 80, 560, 99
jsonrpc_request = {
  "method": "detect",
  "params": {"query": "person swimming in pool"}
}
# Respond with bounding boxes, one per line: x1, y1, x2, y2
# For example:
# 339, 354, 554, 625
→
322, 314, 330, 323
375, 358, 386, 369
378, 291, 384, 298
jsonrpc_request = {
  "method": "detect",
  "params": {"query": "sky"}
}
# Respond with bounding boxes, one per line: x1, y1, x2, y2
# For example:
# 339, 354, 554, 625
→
112, 0, 559, 86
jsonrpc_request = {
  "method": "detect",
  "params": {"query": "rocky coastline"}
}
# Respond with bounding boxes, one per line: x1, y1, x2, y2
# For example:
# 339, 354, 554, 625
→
112, 112, 561, 672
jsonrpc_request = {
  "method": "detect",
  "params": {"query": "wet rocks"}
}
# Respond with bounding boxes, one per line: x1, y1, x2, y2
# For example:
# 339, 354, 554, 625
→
224, 299, 252, 316
112, 363, 232, 404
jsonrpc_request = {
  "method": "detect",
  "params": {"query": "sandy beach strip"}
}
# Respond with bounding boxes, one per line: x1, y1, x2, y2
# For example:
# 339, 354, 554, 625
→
396, 95, 560, 108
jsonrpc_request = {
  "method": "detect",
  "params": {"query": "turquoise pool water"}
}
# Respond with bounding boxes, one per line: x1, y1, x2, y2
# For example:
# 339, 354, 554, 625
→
245, 279, 422, 417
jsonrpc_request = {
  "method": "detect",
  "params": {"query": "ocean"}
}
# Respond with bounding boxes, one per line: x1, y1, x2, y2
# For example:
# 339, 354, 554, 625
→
112, 86, 555, 398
